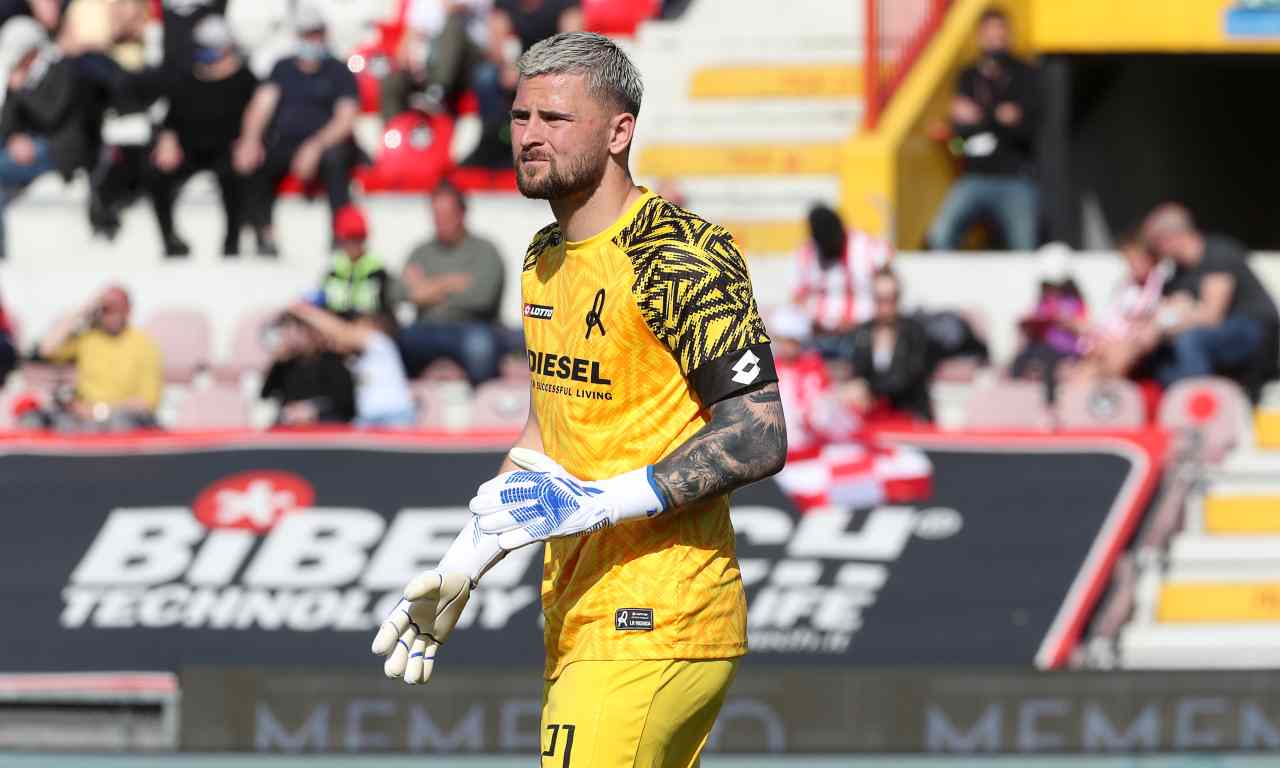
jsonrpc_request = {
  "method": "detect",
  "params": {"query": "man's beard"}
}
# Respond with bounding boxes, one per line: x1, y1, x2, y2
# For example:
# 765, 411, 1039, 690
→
516, 147, 609, 201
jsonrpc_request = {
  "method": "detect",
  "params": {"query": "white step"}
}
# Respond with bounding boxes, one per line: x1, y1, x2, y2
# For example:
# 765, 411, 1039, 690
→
669, 177, 842, 221
675, 0, 859, 37
1168, 533, 1280, 580
1120, 624, 1280, 669
1211, 453, 1280, 483
643, 101, 863, 143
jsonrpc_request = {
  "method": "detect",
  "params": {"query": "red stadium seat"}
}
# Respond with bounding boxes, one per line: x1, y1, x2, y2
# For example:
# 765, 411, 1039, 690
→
278, 166, 372, 197
1157, 376, 1251, 462
215, 308, 280, 384
963, 379, 1053, 431
1056, 378, 1147, 431
349, 42, 398, 116
583, 0, 660, 35
143, 308, 213, 383
171, 386, 251, 430
362, 111, 454, 192
470, 380, 529, 429
448, 165, 518, 193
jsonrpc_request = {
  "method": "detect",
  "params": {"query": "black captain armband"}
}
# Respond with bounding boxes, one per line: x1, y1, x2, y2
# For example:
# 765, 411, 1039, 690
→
688, 343, 778, 407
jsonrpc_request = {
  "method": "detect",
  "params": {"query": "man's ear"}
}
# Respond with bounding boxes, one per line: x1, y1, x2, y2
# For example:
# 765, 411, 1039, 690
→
607, 112, 636, 157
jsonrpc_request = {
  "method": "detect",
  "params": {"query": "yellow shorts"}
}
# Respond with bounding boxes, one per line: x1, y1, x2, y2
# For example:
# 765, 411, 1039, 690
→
539, 658, 738, 768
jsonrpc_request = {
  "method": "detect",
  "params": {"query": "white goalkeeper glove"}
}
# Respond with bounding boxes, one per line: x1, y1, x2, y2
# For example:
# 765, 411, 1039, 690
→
470, 447, 667, 550
370, 518, 503, 685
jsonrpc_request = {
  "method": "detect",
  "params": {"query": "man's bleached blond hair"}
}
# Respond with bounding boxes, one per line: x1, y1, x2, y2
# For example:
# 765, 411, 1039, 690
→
517, 31, 643, 117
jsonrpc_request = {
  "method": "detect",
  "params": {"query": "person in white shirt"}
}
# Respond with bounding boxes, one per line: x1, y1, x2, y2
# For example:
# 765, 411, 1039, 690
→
288, 303, 417, 428
1072, 231, 1170, 381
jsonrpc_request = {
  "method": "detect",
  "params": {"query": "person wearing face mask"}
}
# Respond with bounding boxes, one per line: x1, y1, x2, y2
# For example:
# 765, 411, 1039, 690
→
927, 8, 1039, 252
232, 2, 359, 256
145, 14, 256, 257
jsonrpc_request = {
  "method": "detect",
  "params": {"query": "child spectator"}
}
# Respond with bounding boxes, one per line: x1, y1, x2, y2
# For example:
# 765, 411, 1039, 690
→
1011, 243, 1087, 399
321, 204, 396, 319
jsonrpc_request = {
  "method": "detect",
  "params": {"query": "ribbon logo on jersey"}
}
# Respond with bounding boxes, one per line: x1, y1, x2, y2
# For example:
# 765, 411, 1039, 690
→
584, 288, 607, 339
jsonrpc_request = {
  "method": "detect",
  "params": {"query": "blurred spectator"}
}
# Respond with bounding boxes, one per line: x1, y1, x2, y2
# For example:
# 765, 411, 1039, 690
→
1074, 230, 1169, 381
1010, 243, 1087, 398
791, 203, 891, 353
843, 268, 934, 422
927, 8, 1039, 251
381, 0, 491, 120
288, 302, 416, 428
0, 17, 104, 259
771, 304, 933, 513
146, 15, 257, 257
37, 285, 162, 430
1143, 203, 1280, 396
156, 0, 226, 77
0, 290, 15, 386
321, 204, 396, 319
260, 311, 356, 426
772, 305, 856, 459
0, 0, 64, 32
398, 183, 504, 383
233, 3, 359, 255
464, 0, 581, 168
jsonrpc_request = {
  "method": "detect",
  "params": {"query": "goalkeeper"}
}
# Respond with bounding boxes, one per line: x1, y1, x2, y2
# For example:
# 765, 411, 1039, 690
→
372, 31, 786, 768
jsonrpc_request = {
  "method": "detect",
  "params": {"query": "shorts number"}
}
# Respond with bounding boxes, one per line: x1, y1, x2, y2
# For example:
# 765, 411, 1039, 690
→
543, 723, 576, 767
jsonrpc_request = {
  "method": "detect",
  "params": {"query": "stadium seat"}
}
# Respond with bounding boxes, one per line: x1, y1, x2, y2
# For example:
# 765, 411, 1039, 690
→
1056, 378, 1146, 431
361, 111, 454, 192
962, 379, 1052, 431
1157, 376, 1252, 462
143, 308, 214, 383
416, 358, 468, 383
583, 0, 660, 35
215, 309, 280, 383
470, 381, 529, 430
414, 380, 470, 430
169, 386, 251, 430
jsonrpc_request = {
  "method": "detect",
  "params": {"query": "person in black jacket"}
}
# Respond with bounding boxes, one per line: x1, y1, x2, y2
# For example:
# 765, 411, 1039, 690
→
260, 311, 356, 426
927, 8, 1039, 251
233, 4, 359, 255
844, 268, 935, 422
1143, 203, 1280, 399
146, 15, 257, 257
0, 17, 105, 259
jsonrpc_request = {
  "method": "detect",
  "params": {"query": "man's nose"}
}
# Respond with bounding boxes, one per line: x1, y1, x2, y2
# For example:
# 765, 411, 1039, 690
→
520, 117, 547, 147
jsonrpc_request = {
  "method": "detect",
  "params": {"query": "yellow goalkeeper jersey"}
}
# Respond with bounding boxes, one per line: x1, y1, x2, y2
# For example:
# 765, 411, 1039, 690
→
521, 189, 777, 679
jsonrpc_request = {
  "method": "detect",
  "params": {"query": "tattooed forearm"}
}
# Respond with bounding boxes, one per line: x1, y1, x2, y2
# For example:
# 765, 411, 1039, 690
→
652, 383, 787, 509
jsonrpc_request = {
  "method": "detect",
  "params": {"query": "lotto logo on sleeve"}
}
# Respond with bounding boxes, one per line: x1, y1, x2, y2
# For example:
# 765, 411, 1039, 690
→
731, 349, 762, 385
524, 303, 555, 320
614, 608, 655, 631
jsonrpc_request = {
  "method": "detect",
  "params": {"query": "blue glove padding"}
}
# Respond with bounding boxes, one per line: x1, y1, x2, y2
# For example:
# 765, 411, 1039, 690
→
470, 448, 665, 550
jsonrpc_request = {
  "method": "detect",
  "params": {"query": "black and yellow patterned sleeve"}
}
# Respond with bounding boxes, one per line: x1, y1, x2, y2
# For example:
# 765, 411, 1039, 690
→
621, 198, 777, 406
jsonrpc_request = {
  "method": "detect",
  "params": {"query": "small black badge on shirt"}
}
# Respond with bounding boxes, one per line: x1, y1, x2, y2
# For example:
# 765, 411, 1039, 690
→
524, 303, 555, 320
615, 608, 654, 631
